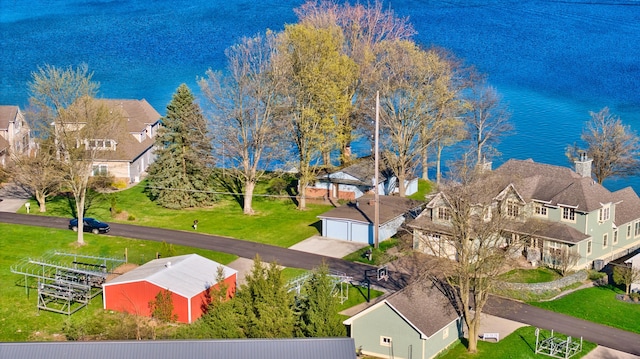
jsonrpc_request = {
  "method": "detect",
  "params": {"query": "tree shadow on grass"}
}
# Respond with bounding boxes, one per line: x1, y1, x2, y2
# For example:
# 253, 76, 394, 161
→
211, 171, 244, 209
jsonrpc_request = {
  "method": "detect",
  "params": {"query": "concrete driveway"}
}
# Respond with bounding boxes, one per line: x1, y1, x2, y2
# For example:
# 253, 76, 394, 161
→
0, 183, 29, 212
228, 236, 369, 286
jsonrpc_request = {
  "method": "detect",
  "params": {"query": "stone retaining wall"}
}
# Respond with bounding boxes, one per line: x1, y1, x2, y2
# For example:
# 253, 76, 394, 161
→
496, 270, 588, 294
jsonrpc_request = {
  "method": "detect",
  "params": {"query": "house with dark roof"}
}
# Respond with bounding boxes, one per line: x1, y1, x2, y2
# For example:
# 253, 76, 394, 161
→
343, 283, 462, 359
410, 158, 640, 270
317, 194, 423, 244
103, 254, 237, 324
89, 99, 161, 183
0, 105, 31, 167
306, 156, 418, 200
0, 338, 357, 359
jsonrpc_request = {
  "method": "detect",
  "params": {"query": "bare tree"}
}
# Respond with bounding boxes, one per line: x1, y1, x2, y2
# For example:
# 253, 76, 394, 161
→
200, 32, 283, 214
54, 97, 125, 244
547, 247, 581, 276
464, 83, 513, 167
10, 139, 61, 212
412, 163, 527, 353
376, 41, 452, 196
567, 107, 640, 184
28, 64, 124, 245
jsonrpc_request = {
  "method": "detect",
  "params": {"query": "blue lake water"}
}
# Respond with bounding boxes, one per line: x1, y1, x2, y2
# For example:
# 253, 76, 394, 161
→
2, 0, 639, 191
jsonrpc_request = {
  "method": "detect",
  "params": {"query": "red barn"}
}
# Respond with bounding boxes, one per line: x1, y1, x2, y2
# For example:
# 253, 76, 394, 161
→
103, 254, 237, 323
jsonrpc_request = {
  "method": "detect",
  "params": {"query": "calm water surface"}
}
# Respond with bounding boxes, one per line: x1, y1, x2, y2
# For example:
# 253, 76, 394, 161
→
2, 0, 639, 191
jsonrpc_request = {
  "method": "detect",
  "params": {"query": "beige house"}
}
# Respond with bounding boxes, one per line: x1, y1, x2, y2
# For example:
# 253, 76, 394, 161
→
0, 106, 31, 167
90, 99, 161, 183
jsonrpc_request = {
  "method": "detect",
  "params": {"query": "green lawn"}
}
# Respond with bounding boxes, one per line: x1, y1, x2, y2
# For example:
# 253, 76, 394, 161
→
439, 326, 596, 359
528, 285, 640, 334
499, 267, 561, 283
21, 181, 333, 248
0, 223, 237, 341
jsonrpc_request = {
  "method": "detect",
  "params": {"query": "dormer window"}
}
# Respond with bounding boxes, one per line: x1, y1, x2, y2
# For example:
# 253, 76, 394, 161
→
437, 207, 451, 221
562, 207, 576, 222
534, 203, 548, 217
598, 204, 610, 222
506, 200, 520, 218
87, 139, 116, 150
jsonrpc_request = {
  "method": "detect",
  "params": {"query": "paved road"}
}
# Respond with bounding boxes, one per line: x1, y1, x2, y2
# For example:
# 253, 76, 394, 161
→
484, 297, 640, 356
2, 212, 639, 356
0, 212, 409, 291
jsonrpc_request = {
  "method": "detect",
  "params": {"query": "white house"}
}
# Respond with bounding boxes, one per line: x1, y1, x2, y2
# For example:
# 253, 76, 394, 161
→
307, 157, 418, 200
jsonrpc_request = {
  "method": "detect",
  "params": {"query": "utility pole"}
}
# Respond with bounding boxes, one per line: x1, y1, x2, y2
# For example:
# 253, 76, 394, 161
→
374, 91, 380, 249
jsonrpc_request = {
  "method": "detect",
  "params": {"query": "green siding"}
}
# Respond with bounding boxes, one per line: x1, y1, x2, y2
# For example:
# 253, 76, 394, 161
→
350, 303, 461, 359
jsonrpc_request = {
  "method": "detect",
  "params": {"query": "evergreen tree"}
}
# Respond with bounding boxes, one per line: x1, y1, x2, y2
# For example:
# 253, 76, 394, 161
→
235, 255, 296, 338
146, 84, 214, 209
294, 264, 346, 337
148, 289, 177, 322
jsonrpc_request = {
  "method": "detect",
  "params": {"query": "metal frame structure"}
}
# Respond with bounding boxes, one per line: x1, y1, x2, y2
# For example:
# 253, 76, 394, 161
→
535, 328, 583, 359
11, 251, 125, 315
286, 270, 353, 304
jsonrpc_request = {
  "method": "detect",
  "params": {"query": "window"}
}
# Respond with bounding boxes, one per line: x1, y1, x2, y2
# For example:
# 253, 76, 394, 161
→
613, 230, 618, 245
507, 200, 520, 218
380, 336, 392, 347
529, 238, 539, 248
562, 207, 576, 222
437, 207, 451, 221
534, 203, 547, 217
87, 139, 115, 150
586, 240, 592, 255
443, 327, 450, 339
635, 222, 640, 237
92, 164, 108, 176
599, 205, 610, 222
603, 233, 608, 249
628, 225, 632, 239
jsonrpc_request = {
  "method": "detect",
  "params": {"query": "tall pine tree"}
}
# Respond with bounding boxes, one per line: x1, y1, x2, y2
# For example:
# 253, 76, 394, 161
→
294, 264, 346, 337
235, 256, 296, 338
146, 84, 214, 209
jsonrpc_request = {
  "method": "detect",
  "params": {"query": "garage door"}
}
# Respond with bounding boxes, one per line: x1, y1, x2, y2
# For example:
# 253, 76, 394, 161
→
351, 223, 371, 244
325, 220, 349, 240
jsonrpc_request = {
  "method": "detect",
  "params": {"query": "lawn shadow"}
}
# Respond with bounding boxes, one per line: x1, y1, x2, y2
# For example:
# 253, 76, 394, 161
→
211, 171, 244, 209
308, 220, 322, 235
285, 186, 299, 207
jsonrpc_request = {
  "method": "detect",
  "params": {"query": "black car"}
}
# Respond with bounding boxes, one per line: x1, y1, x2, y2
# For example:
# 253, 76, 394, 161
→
69, 218, 110, 234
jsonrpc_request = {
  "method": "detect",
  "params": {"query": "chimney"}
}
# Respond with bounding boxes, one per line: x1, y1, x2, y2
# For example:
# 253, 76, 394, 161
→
574, 152, 592, 178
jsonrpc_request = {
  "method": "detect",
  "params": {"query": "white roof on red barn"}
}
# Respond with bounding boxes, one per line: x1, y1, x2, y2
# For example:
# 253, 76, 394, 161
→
104, 254, 237, 298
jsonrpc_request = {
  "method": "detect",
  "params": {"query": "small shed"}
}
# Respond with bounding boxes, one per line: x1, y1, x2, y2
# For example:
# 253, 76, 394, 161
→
343, 283, 462, 359
317, 195, 423, 244
103, 254, 237, 323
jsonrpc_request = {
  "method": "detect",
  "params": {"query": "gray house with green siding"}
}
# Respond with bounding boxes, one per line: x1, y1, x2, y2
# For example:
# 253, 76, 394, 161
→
411, 158, 640, 271
343, 283, 462, 359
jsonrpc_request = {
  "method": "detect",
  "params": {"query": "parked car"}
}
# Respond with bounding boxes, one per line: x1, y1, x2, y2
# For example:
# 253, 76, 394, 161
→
69, 218, 110, 234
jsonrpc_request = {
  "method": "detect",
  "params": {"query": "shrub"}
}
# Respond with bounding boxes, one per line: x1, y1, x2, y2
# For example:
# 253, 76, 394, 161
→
127, 214, 136, 221
588, 270, 606, 281
266, 177, 288, 197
